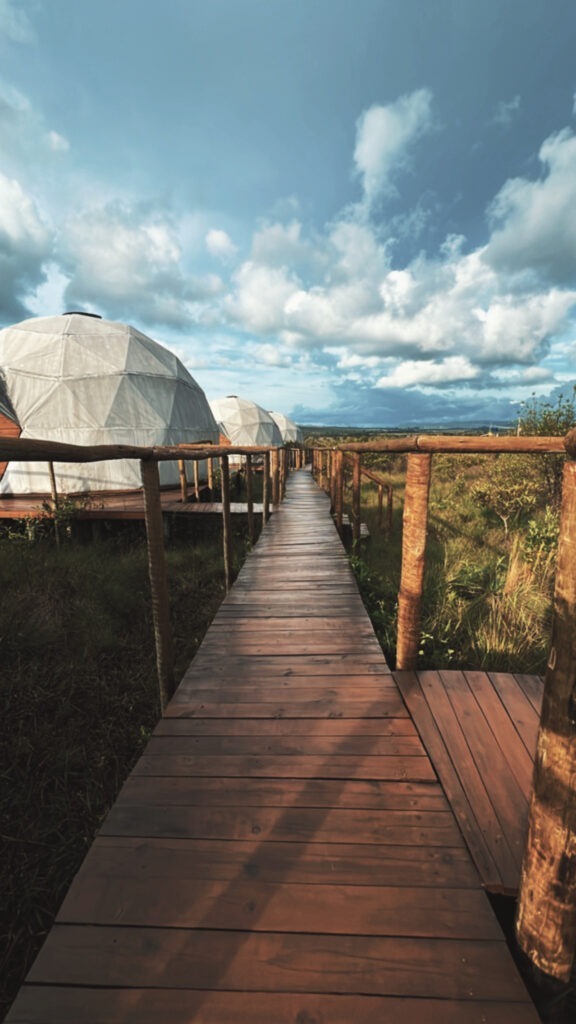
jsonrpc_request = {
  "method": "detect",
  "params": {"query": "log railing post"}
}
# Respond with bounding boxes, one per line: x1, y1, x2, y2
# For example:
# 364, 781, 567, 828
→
220, 454, 232, 592
515, 450, 576, 981
207, 456, 214, 499
48, 461, 61, 548
141, 459, 175, 711
351, 452, 362, 553
377, 483, 384, 531
193, 459, 200, 501
246, 453, 255, 546
387, 485, 394, 536
263, 451, 271, 523
334, 449, 344, 536
271, 448, 280, 505
396, 454, 432, 670
178, 458, 187, 503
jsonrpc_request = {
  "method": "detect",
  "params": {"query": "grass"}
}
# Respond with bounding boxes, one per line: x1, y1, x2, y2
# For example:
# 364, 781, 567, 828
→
0, 513, 255, 1019
347, 453, 557, 674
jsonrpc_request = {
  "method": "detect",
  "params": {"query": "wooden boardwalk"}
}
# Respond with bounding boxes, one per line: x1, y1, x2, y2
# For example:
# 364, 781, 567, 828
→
7, 470, 540, 1022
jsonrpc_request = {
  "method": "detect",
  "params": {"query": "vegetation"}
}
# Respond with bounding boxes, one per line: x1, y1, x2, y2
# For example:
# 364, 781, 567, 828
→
0, 513, 254, 1019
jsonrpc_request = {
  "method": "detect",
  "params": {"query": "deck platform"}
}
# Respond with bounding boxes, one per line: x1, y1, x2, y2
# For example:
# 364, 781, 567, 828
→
0, 489, 262, 520
7, 470, 540, 1022
396, 669, 543, 894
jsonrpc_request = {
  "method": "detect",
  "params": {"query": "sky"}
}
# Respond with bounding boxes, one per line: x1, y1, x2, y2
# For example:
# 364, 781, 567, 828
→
1, 0, 576, 427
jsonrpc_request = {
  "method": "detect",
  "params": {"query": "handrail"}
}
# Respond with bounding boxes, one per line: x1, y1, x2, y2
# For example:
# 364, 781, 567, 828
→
337, 434, 566, 453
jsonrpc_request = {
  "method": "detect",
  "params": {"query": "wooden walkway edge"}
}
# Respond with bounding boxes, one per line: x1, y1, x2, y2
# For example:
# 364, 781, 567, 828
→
6, 470, 539, 1023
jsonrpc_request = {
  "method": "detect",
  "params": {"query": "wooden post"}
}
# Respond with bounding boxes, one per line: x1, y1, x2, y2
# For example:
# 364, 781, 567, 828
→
220, 454, 232, 592
263, 451, 271, 523
515, 453, 576, 981
396, 454, 432, 671
377, 483, 384, 531
271, 448, 280, 505
178, 459, 187, 502
48, 461, 61, 548
280, 446, 287, 497
193, 459, 200, 501
141, 459, 175, 711
245, 454, 255, 546
387, 485, 394, 536
334, 449, 344, 536
207, 457, 214, 499
351, 452, 362, 553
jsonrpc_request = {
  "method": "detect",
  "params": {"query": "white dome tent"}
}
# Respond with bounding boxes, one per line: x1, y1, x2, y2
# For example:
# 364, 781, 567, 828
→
209, 396, 283, 458
0, 313, 219, 494
269, 411, 304, 445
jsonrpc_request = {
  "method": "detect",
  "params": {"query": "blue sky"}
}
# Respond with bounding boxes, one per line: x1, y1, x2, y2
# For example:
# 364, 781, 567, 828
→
1, 0, 576, 426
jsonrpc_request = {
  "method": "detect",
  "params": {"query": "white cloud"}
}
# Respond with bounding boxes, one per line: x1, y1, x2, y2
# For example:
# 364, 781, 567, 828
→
46, 130, 69, 153
376, 356, 479, 389
60, 201, 223, 328
491, 95, 521, 128
0, 171, 52, 321
353, 89, 434, 208
205, 228, 237, 260
485, 128, 576, 284
0, 0, 35, 43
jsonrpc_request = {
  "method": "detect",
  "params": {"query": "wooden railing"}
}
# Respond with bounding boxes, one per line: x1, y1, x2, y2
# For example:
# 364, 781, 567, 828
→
311, 430, 576, 983
0, 436, 302, 710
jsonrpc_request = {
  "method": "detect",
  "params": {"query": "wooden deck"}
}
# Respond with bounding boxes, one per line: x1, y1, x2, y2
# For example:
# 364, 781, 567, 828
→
0, 489, 262, 520
396, 669, 543, 894
7, 470, 540, 1022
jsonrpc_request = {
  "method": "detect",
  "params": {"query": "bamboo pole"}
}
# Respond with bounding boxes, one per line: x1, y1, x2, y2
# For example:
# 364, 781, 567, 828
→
515, 454, 576, 981
351, 452, 361, 553
263, 451, 271, 523
178, 459, 187, 502
220, 454, 232, 593
396, 453, 432, 671
245, 453, 255, 546
141, 459, 175, 711
193, 459, 200, 501
48, 461, 61, 548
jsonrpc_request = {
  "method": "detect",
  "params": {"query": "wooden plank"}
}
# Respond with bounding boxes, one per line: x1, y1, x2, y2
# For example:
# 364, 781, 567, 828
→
464, 671, 536, 796
131, 753, 436, 781
153, 718, 418, 737
100, 804, 457, 844
513, 672, 544, 716
7, 988, 542, 1023
165, 701, 409, 719
143, 734, 427, 756
63, 835, 480, 888
489, 672, 542, 753
169, 687, 405, 705
58, 878, 501, 939
26, 925, 534, 1001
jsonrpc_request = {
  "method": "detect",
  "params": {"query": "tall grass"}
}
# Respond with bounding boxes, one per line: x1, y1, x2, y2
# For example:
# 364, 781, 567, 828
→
0, 517, 252, 1018
349, 454, 557, 673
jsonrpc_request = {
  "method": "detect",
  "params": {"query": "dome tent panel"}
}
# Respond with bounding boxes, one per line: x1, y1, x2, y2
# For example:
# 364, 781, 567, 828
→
210, 395, 283, 450
269, 411, 304, 445
0, 313, 219, 494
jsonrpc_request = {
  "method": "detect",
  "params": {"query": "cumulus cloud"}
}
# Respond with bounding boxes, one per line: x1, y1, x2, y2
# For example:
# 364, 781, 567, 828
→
0, 172, 52, 322
491, 95, 521, 128
61, 200, 223, 328
375, 356, 479, 389
0, 81, 70, 175
0, 0, 36, 43
205, 228, 237, 260
485, 128, 576, 285
353, 89, 434, 209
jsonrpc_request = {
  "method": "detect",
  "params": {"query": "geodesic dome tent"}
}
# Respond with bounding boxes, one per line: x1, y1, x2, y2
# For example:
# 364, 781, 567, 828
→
209, 396, 283, 454
269, 411, 304, 445
0, 313, 219, 494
